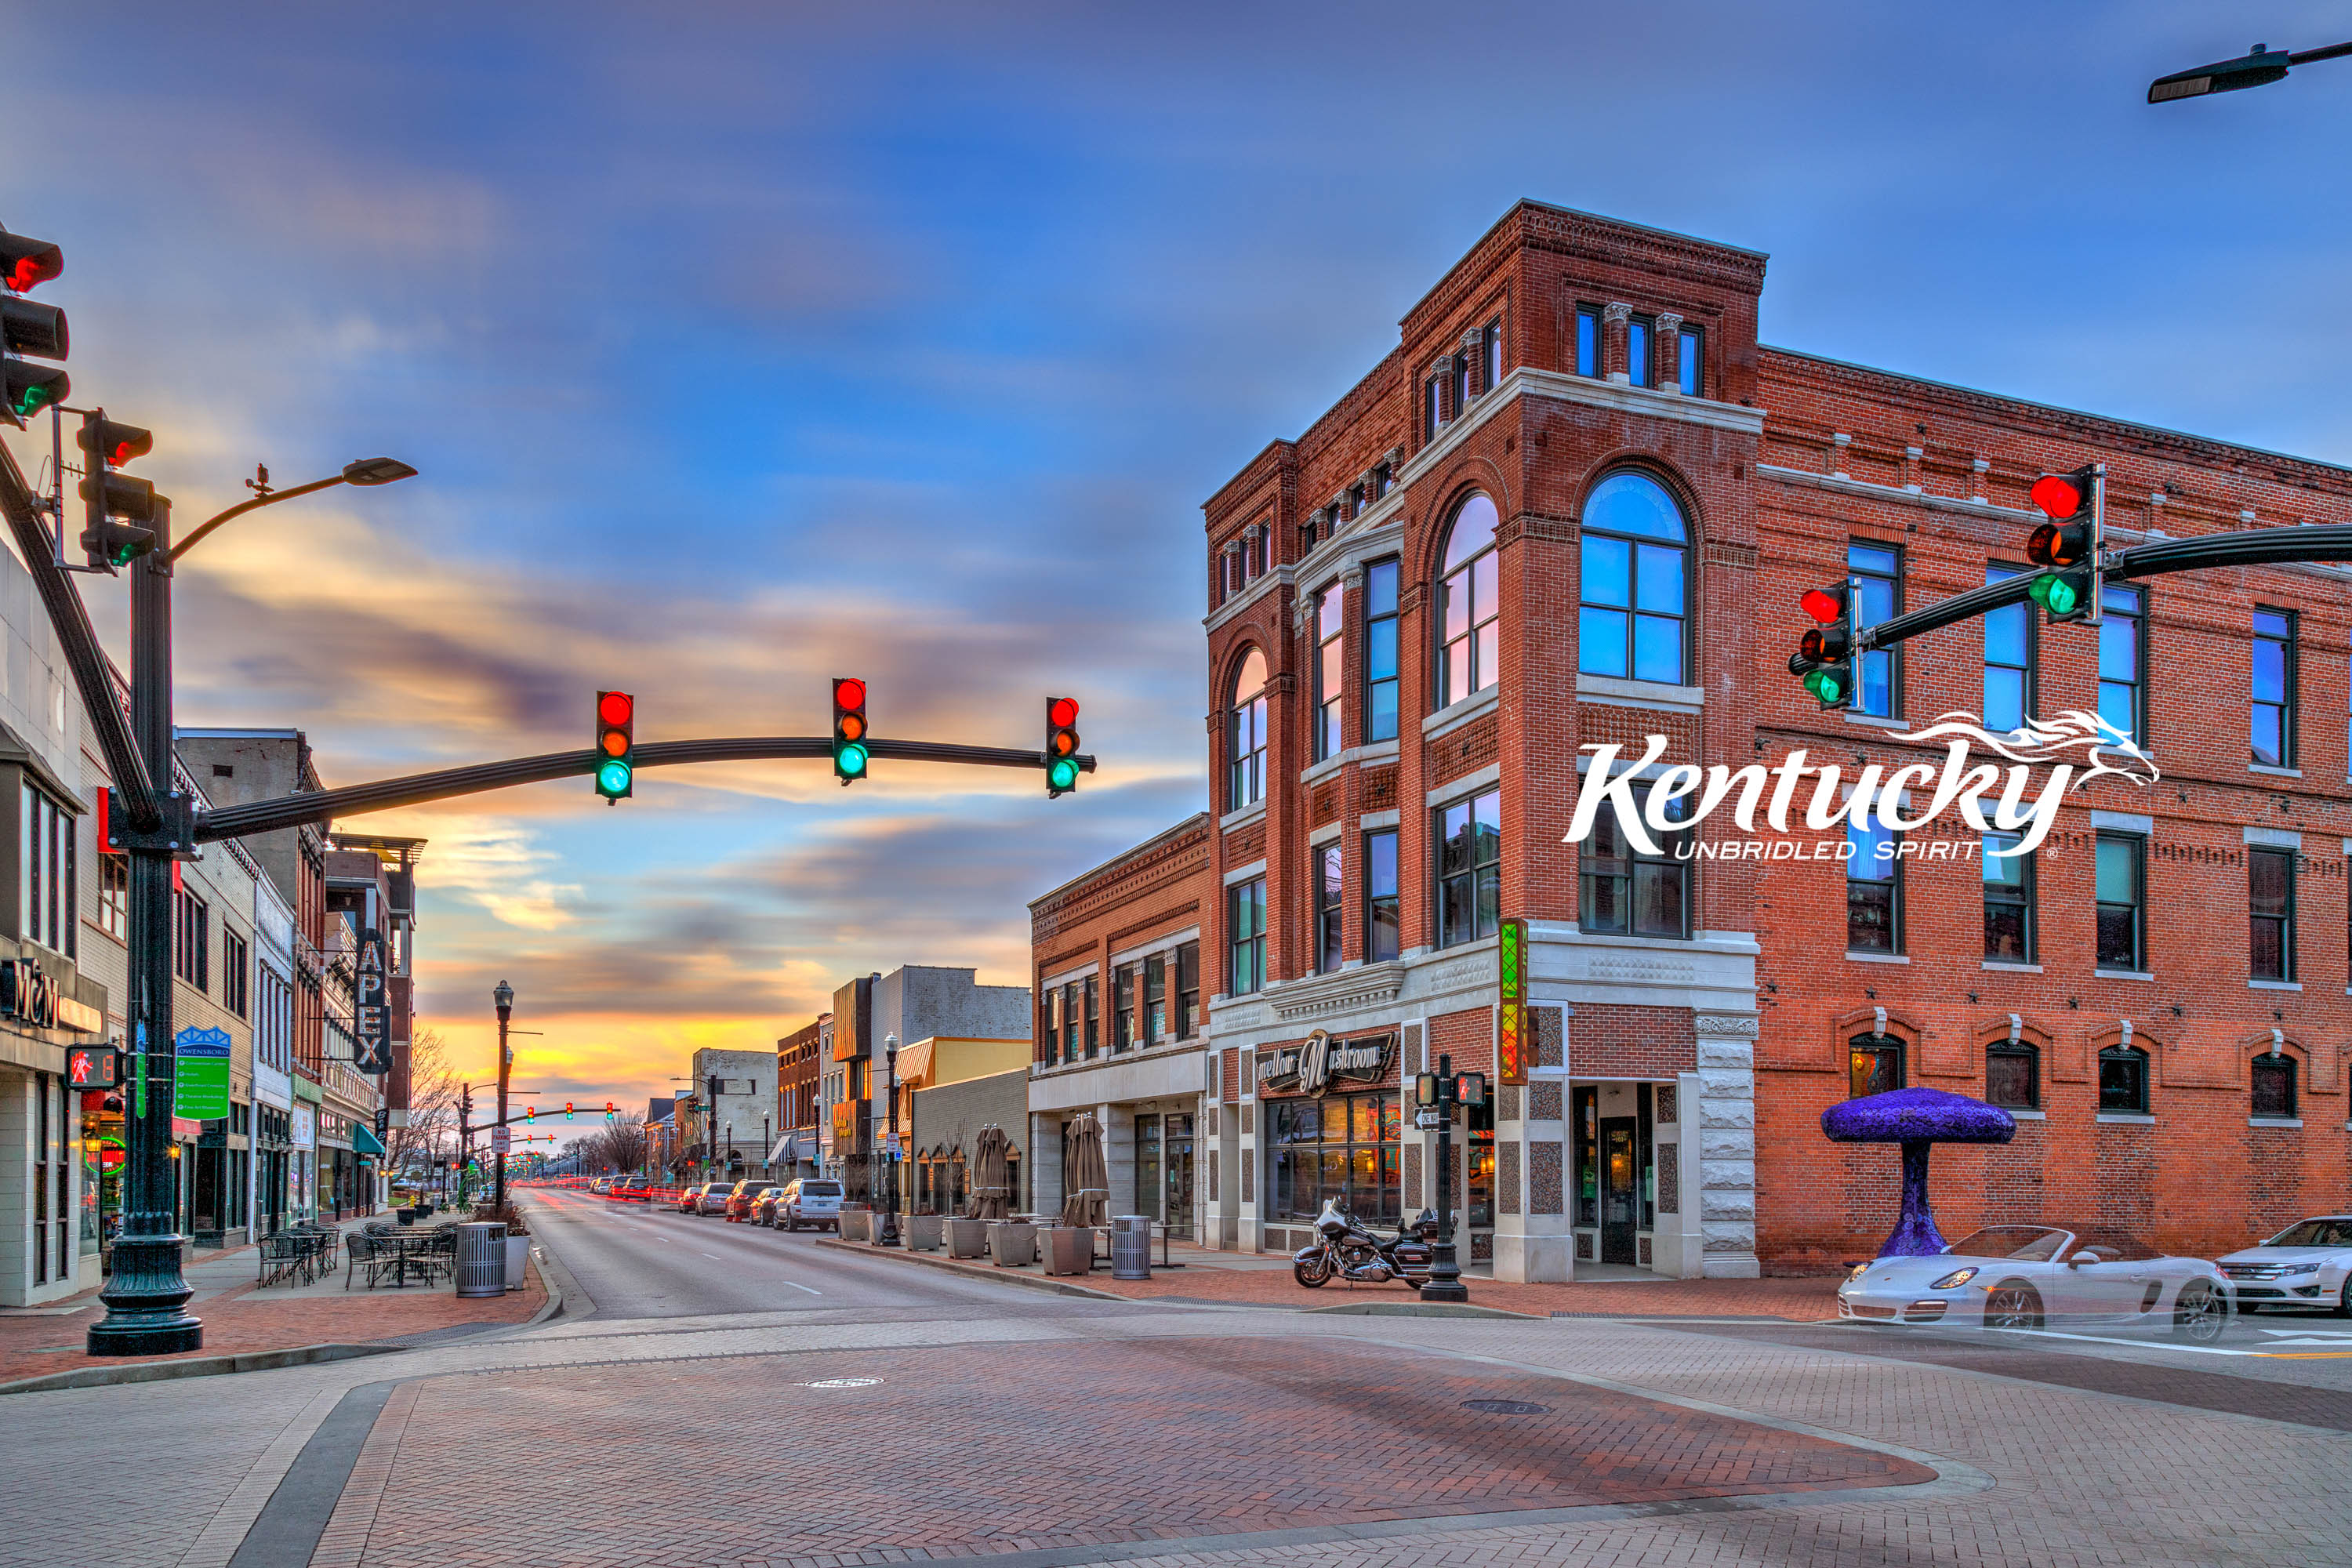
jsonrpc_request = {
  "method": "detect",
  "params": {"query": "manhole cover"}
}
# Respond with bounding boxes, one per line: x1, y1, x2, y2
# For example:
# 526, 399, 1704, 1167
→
1461, 1399, 1549, 1414
803, 1377, 883, 1389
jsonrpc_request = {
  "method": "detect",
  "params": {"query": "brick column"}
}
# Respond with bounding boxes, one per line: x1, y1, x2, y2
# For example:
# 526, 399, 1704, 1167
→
1601, 302, 1633, 383
1654, 312, 1683, 394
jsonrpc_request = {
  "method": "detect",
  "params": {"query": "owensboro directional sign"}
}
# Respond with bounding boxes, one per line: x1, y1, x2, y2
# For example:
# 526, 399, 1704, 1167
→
354, 929, 393, 1074
172, 1027, 231, 1122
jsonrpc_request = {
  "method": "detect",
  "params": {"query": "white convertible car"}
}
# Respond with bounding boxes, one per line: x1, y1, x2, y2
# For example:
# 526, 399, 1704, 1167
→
2219, 1215, 2352, 1316
1836, 1224, 2231, 1341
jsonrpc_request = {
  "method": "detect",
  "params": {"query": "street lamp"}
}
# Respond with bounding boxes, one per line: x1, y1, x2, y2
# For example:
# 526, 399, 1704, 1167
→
2149, 39, 2352, 103
164, 456, 416, 563
492, 981, 514, 1210
877, 1033, 902, 1247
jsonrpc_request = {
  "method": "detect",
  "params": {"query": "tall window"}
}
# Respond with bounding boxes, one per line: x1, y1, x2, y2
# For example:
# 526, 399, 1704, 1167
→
1849, 1034, 1904, 1098
1423, 374, 1446, 441
1984, 565, 2033, 733
222, 929, 250, 1018
98, 852, 128, 942
1113, 964, 1136, 1051
1453, 350, 1472, 413
2095, 833, 2144, 971
1083, 974, 1099, 1056
2098, 586, 2144, 745
1228, 878, 1266, 996
1363, 561, 1399, 743
2099, 1045, 2149, 1113
2252, 1054, 2298, 1119
1313, 583, 1345, 760
20, 784, 76, 958
1364, 829, 1399, 962
174, 888, 210, 991
1174, 942, 1200, 1039
1627, 315, 1653, 387
1228, 649, 1268, 809
1677, 325, 1702, 397
1578, 786, 1690, 938
1848, 543, 1900, 717
1144, 953, 1167, 1045
1578, 472, 1690, 685
1269, 1092, 1399, 1224
1575, 307, 1599, 376
1985, 1037, 2039, 1110
1437, 494, 1500, 707
1483, 318, 1503, 390
1982, 834, 2033, 962
1315, 844, 1344, 973
2252, 608, 2296, 766
1847, 816, 1899, 954
2250, 846, 2295, 981
1436, 788, 1501, 948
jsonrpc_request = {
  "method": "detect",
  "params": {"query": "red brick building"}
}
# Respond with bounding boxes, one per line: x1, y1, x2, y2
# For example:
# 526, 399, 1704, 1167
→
1171, 198, 2348, 1279
1026, 814, 1214, 1234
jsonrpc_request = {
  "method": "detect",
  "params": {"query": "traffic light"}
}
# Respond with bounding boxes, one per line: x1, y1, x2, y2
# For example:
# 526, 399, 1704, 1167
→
524, 1105, 535, 1123
76, 413, 161, 571
604, 1102, 616, 1121
1454, 1071, 1487, 1109
2, 227, 68, 427
831, 677, 869, 783
2026, 464, 2103, 625
594, 690, 633, 800
1044, 695, 1080, 797
1790, 580, 1856, 710
565, 1101, 575, 1120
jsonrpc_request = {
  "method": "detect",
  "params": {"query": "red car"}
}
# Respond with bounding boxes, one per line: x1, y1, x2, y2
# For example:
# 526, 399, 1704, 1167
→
724, 1178, 770, 1221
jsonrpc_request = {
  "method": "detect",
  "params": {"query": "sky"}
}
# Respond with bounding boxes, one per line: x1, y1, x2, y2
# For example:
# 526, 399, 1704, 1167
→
7, 1, 2352, 1134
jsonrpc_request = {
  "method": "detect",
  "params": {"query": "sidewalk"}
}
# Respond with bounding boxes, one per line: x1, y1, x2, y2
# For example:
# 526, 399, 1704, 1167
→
818, 1233, 1839, 1319
0, 1221, 547, 1388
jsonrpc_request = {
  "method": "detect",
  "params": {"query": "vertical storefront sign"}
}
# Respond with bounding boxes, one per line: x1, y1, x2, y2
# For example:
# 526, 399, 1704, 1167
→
173, 1026, 233, 1120
354, 930, 393, 1073
1497, 918, 1527, 1086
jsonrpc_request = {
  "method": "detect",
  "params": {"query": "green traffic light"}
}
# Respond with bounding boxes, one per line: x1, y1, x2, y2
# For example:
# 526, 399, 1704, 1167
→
596, 759, 632, 796
2028, 574, 2079, 616
838, 742, 869, 777
1803, 669, 1843, 704
1048, 757, 1080, 790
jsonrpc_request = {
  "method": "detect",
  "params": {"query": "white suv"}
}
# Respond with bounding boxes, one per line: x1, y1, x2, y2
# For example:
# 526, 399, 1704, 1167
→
776, 1178, 844, 1232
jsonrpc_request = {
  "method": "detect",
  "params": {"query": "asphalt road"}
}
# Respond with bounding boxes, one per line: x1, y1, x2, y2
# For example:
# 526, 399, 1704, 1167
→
514, 1185, 1063, 1320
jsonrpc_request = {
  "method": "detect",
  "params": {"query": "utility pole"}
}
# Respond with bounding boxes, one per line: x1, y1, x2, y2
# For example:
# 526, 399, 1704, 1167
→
492, 980, 514, 1209
1421, 1055, 1468, 1305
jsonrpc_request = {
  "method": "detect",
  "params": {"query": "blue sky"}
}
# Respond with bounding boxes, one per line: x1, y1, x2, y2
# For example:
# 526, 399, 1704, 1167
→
7, 1, 2350, 1116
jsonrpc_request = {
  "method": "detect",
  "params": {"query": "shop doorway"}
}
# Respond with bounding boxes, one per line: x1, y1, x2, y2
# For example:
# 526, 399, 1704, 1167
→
1136, 1113, 1196, 1240
1600, 1116, 1639, 1265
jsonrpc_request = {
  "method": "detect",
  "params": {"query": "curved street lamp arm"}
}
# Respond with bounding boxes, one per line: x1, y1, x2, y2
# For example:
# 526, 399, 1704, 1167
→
165, 474, 347, 564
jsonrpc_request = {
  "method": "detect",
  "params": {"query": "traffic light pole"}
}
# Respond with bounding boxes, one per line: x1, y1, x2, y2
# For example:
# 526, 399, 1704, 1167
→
87, 500, 201, 1355
1424, 1054, 1468, 1305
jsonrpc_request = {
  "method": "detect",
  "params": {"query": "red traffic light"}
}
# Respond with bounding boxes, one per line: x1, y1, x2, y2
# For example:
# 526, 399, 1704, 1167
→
0, 231, 64, 293
1800, 586, 1844, 623
1048, 696, 1079, 728
598, 690, 633, 728
833, 677, 866, 711
2029, 471, 2087, 520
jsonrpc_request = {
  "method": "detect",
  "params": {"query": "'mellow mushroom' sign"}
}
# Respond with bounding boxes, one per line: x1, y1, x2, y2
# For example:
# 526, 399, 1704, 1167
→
1821, 1086, 2016, 1257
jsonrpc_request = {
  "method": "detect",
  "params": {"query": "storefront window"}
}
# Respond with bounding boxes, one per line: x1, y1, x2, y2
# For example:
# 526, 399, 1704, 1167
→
1267, 1091, 1397, 1224
1468, 1129, 1494, 1229
1573, 1086, 1599, 1226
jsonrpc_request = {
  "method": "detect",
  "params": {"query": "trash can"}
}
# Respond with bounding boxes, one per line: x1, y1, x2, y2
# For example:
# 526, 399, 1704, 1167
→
456, 1221, 507, 1298
1111, 1215, 1152, 1279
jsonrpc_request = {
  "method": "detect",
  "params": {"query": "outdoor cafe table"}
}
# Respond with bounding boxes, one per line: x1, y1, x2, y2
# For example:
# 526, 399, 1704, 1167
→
381, 1229, 448, 1287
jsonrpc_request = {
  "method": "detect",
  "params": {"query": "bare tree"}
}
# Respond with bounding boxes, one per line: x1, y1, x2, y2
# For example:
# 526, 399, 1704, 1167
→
387, 1027, 459, 1189
570, 1112, 649, 1176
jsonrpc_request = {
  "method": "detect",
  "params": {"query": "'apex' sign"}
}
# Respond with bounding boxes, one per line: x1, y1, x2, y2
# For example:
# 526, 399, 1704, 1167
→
354, 930, 392, 1074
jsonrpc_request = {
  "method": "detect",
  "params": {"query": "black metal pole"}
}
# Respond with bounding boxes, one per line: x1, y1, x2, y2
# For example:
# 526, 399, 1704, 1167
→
87, 501, 200, 1355
880, 1040, 901, 1246
1423, 1052, 1468, 1304
493, 994, 511, 1210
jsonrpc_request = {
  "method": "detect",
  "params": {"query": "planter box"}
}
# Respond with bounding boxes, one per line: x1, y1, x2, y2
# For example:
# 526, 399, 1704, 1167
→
505, 1234, 532, 1290
988, 1221, 1036, 1268
838, 1210, 871, 1243
904, 1214, 944, 1251
1040, 1226, 1092, 1276
946, 1218, 989, 1258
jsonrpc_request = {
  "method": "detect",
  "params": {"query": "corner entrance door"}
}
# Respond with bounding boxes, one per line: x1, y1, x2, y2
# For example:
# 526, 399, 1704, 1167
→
1600, 1117, 1638, 1265
1162, 1114, 1195, 1240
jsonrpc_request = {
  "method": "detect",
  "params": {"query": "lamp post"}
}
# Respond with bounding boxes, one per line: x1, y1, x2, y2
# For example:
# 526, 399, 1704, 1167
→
1418, 1055, 1469, 1305
2148, 38, 2352, 103
492, 981, 514, 1208
879, 1033, 901, 1246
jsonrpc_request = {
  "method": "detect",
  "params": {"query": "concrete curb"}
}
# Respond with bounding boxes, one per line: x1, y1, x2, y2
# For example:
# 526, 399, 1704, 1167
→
1302, 1300, 1542, 1320
0, 1339, 401, 1397
813, 1236, 1131, 1303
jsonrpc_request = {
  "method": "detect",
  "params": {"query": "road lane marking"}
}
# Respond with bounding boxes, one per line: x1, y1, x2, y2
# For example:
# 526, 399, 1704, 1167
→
782, 1281, 822, 1295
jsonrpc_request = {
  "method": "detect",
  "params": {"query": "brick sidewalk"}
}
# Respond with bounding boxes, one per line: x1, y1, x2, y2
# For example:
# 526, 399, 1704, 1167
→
0, 1250, 545, 1386
819, 1236, 1839, 1319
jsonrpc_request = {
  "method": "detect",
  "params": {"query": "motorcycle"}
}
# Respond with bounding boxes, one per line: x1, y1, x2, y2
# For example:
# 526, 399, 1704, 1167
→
1292, 1199, 1438, 1290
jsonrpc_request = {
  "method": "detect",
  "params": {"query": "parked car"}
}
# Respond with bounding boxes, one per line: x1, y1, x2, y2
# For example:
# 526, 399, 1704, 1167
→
588, 1178, 612, 1194
676, 1185, 705, 1214
775, 1178, 844, 1232
696, 1181, 739, 1217
2219, 1215, 2352, 1315
752, 1185, 791, 1226
724, 1178, 773, 1221
1837, 1224, 2231, 1341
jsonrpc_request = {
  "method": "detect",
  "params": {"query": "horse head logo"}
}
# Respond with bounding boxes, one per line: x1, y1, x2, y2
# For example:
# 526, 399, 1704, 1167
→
1893, 710, 2159, 793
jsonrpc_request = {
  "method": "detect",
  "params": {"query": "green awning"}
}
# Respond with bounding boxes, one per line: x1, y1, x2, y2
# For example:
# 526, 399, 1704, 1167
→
350, 1123, 387, 1156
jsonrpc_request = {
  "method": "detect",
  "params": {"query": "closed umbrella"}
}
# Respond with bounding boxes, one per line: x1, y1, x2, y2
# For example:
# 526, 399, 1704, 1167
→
1059, 1113, 1109, 1228
966, 1125, 1010, 1221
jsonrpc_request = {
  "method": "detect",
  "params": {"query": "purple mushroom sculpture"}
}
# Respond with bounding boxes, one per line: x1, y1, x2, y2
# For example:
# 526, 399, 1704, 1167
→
1821, 1086, 2016, 1258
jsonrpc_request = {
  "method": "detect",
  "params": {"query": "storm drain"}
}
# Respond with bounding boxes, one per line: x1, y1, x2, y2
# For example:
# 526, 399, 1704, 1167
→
1461, 1399, 1550, 1414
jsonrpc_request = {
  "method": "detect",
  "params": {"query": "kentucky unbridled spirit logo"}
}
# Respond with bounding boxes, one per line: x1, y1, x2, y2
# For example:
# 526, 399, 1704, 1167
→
1569, 710, 2158, 861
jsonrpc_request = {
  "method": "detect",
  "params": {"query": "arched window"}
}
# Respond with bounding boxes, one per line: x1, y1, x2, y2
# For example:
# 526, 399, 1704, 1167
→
2097, 1044, 2149, 1114
1985, 1037, 2039, 1110
1228, 649, 1268, 809
1848, 1033, 1905, 1098
1436, 493, 1500, 707
2252, 1053, 2298, 1120
1578, 472, 1690, 684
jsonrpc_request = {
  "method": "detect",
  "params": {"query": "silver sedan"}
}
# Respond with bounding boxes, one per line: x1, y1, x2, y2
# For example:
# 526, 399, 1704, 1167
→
1837, 1223, 2231, 1341
2219, 1215, 2352, 1316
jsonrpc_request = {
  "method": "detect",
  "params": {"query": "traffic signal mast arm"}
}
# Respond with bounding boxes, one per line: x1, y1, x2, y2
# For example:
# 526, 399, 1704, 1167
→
193, 732, 1099, 842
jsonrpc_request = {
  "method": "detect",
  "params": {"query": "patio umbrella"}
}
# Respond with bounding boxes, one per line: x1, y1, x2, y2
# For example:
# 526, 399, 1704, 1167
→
1059, 1113, 1109, 1227
966, 1124, 1010, 1221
